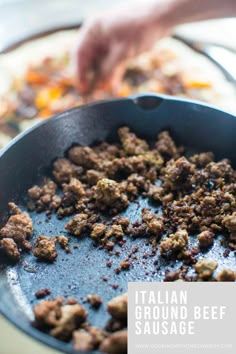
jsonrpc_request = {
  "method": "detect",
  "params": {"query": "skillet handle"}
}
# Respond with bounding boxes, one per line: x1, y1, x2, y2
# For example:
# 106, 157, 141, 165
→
130, 93, 167, 110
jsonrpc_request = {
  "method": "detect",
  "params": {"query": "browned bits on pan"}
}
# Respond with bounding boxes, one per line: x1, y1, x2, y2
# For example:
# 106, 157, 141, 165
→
35, 288, 51, 299
194, 259, 218, 280
120, 260, 130, 270
0, 203, 33, 261
86, 294, 103, 309
106, 260, 112, 268
164, 269, 181, 282
33, 297, 87, 341
33, 236, 57, 262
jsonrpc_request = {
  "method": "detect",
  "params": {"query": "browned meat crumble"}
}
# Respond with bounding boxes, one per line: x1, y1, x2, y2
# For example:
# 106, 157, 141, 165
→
35, 288, 51, 299
86, 294, 103, 309
33, 236, 57, 262
33, 297, 87, 341
0, 203, 33, 261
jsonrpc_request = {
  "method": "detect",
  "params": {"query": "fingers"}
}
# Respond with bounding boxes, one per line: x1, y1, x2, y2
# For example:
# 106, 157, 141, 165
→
98, 43, 127, 91
74, 12, 142, 94
75, 21, 102, 94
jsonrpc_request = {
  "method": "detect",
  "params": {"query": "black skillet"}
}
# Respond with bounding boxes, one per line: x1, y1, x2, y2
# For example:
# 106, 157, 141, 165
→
0, 93, 236, 354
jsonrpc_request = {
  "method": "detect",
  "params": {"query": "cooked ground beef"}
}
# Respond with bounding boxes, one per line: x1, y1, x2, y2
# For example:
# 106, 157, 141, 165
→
53, 158, 83, 184
107, 293, 127, 321
56, 235, 70, 253
86, 294, 103, 309
197, 230, 214, 248
194, 259, 218, 280
216, 268, 236, 281
65, 213, 97, 236
35, 288, 51, 299
0, 203, 33, 261
118, 126, 149, 156
94, 178, 129, 213
3, 126, 235, 354
33, 236, 57, 262
0, 238, 21, 262
73, 326, 107, 351
90, 223, 107, 241
159, 229, 188, 257
28, 180, 60, 212
99, 329, 127, 354
33, 298, 87, 341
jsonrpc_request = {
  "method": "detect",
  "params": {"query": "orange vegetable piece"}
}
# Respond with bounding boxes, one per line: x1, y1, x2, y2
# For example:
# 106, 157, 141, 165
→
38, 108, 52, 119
25, 70, 48, 85
116, 84, 131, 97
35, 87, 64, 109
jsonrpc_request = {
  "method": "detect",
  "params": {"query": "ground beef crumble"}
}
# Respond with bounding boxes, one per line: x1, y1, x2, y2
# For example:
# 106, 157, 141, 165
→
197, 230, 214, 248
107, 293, 127, 321
194, 259, 218, 280
33, 236, 57, 262
35, 288, 51, 299
33, 297, 87, 341
86, 294, 103, 309
0, 203, 33, 261
159, 229, 188, 258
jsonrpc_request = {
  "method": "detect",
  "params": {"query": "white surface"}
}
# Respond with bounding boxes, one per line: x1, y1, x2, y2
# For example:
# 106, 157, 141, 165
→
0, 12, 236, 354
0, 316, 60, 354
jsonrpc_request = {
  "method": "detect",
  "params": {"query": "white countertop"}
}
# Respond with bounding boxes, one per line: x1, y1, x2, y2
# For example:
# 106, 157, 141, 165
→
0, 315, 60, 354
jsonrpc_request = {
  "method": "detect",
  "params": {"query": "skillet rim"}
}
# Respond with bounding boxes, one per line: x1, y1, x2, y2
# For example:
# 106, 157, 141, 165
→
0, 92, 235, 160
0, 93, 235, 354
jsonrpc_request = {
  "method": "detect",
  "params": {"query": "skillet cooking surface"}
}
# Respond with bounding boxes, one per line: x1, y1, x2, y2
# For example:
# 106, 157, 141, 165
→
0, 94, 236, 353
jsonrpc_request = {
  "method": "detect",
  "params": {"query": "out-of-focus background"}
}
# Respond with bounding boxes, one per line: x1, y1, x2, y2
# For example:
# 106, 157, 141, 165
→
0, 1, 235, 354
0, 0, 235, 51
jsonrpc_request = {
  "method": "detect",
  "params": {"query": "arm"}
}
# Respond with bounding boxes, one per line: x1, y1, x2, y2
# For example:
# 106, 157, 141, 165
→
75, 0, 236, 93
153, 0, 236, 26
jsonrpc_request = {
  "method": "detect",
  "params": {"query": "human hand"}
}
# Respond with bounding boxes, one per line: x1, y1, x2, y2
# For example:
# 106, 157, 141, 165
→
75, 4, 171, 93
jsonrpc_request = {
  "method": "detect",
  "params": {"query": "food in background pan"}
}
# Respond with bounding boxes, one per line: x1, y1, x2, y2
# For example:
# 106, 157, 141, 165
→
0, 31, 235, 148
0, 127, 235, 353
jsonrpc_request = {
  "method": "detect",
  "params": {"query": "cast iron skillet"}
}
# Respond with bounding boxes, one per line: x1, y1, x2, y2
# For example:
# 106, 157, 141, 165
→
0, 94, 236, 354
